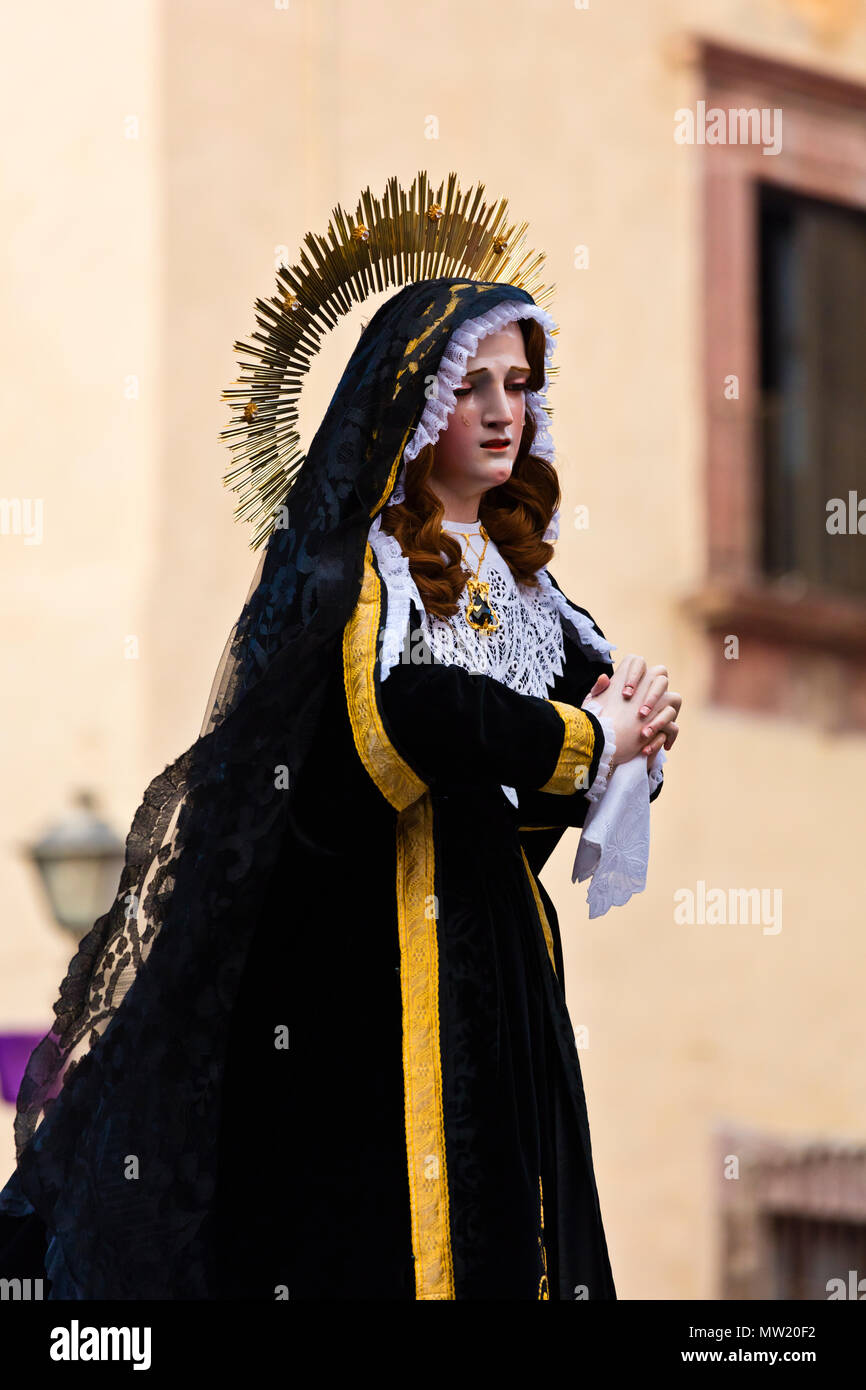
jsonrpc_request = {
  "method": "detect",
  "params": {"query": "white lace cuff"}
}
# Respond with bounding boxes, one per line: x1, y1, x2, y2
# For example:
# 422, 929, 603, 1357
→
580, 696, 616, 804
571, 746, 667, 919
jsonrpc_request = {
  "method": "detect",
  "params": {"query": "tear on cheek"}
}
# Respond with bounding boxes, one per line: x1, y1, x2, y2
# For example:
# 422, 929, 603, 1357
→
459, 412, 471, 426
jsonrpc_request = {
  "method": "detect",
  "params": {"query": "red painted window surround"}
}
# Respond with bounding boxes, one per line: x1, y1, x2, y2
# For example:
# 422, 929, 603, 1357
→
677, 40, 866, 733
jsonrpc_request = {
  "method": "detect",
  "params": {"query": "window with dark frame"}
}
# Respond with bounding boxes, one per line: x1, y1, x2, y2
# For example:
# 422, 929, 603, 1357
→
717, 1132, 866, 1300
758, 183, 866, 599
768, 1211, 866, 1299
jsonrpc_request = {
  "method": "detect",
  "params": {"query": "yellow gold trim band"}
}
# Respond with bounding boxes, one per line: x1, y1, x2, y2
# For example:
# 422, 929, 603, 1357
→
342, 543, 428, 812
342, 538, 454, 1299
397, 794, 455, 1299
540, 700, 596, 796
519, 845, 557, 976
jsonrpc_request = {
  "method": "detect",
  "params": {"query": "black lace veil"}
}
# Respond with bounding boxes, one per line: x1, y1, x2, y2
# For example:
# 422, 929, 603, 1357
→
0, 277, 544, 1297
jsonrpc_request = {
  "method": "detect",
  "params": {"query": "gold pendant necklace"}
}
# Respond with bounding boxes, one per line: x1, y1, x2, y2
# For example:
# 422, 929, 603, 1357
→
454, 523, 499, 633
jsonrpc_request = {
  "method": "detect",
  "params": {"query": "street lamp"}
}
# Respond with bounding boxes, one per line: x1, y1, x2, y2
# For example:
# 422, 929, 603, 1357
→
25, 789, 126, 939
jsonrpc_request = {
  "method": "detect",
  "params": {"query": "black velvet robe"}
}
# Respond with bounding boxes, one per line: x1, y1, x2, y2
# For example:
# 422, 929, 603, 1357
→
0, 541, 662, 1300
215, 542, 661, 1301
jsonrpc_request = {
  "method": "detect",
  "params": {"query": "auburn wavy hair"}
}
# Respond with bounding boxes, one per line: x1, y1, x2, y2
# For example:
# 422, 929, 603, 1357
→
379, 317, 560, 620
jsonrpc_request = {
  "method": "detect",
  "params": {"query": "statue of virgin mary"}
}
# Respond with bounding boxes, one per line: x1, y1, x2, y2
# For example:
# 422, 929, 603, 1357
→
0, 173, 668, 1300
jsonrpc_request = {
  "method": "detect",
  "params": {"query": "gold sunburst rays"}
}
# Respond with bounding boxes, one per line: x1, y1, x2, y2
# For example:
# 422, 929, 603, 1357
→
221, 170, 557, 551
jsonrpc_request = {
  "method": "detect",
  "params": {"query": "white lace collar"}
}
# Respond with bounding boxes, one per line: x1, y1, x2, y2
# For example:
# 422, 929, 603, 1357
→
367, 512, 615, 692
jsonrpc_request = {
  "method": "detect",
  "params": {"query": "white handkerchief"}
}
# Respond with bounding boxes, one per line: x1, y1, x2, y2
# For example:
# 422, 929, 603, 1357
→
572, 749, 666, 918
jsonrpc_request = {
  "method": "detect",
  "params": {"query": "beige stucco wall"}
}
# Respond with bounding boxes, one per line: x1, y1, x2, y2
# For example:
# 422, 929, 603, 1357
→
2, 0, 865, 1298
0, 2, 161, 1137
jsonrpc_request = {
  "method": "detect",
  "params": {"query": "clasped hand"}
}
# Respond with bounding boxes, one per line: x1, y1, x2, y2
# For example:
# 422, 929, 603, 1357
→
584, 656, 682, 773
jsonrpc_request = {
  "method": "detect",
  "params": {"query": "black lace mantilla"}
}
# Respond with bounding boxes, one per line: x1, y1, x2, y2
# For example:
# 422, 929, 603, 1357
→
0, 278, 542, 1298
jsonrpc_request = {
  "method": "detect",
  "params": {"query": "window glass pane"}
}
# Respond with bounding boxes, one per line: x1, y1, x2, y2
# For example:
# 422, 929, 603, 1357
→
759, 184, 866, 596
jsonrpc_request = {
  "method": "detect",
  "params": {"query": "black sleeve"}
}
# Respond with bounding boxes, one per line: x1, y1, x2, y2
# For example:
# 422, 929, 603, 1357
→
511, 587, 665, 863
510, 602, 615, 830
379, 654, 606, 799
515, 646, 666, 842
518, 754, 663, 839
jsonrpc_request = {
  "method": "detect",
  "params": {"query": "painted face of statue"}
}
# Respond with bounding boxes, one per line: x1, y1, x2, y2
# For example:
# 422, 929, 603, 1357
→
428, 320, 531, 520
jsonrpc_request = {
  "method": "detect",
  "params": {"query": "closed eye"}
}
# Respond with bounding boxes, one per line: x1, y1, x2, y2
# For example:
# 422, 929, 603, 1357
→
454, 382, 529, 397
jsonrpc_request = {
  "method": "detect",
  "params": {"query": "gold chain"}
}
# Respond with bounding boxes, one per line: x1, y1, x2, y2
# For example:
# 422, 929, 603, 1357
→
449, 522, 499, 634
453, 524, 490, 582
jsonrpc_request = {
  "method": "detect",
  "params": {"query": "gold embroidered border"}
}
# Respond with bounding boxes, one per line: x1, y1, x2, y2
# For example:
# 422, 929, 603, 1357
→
369, 420, 415, 517
342, 542, 427, 812
396, 793, 455, 1299
540, 699, 596, 796
343, 539, 454, 1299
519, 845, 557, 977
537, 1174, 550, 1299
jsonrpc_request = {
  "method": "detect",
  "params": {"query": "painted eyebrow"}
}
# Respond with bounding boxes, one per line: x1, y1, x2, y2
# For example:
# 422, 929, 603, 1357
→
463, 364, 530, 376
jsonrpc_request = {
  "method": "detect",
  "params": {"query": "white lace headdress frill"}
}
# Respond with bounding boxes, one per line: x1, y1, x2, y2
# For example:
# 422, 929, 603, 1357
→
403, 299, 556, 458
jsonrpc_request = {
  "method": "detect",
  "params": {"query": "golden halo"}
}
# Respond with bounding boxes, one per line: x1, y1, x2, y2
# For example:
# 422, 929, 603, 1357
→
221, 169, 556, 550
